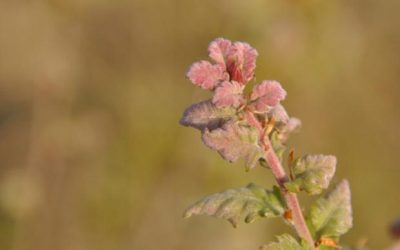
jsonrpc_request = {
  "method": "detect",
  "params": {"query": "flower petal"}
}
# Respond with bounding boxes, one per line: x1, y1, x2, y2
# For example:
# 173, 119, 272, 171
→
187, 61, 228, 90
212, 81, 245, 108
227, 42, 258, 84
208, 38, 232, 67
250, 80, 286, 112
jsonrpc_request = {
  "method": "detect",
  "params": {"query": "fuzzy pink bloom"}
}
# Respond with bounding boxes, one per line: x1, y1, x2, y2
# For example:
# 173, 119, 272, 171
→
208, 38, 232, 67
207, 38, 258, 85
226, 42, 258, 84
187, 61, 228, 90
250, 80, 287, 112
212, 81, 244, 108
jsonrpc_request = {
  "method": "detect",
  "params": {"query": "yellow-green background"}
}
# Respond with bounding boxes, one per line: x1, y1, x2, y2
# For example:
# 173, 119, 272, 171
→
0, 0, 399, 249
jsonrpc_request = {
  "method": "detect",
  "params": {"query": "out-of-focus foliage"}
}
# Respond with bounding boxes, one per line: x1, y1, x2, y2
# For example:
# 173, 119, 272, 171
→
0, 0, 399, 250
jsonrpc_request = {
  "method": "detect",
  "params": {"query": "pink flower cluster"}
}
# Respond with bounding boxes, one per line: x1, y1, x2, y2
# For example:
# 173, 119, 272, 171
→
187, 38, 286, 112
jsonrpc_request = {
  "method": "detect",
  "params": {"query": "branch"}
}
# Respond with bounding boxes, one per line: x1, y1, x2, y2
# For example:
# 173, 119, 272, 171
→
243, 111, 314, 248
263, 134, 315, 249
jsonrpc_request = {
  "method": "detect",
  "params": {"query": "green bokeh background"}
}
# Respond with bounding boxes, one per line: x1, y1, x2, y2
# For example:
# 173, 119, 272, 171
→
0, 0, 399, 249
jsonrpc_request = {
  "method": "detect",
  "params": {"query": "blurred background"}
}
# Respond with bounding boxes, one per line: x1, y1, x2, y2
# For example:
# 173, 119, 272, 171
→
0, 0, 399, 249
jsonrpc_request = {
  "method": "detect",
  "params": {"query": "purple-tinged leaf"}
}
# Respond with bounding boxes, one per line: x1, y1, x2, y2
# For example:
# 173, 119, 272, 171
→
184, 183, 285, 227
226, 42, 258, 84
187, 61, 228, 90
202, 121, 263, 170
250, 81, 287, 112
208, 38, 232, 67
212, 81, 245, 108
180, 100, 236, 131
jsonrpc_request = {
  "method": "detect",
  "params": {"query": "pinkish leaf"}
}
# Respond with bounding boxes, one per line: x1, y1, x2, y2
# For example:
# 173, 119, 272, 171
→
208, 38, 232, 67
278, 117, 301, 143
250, 80, 287, 112
226, 42, 258, 84
267, 104, 289, 124
202, 121, 263, 170
212, 81, 245, 108
187, 61, 228, 90
180, 100, 236, 131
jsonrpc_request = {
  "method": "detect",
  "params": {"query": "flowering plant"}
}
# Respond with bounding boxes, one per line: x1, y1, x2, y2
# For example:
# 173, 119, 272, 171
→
180, 38, 353, 250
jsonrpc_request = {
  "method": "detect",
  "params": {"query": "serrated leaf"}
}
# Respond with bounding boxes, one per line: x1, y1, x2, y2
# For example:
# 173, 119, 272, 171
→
259, 234, 305, 250
202, 121, 264, 170
226, 41, 258, 83
212, 81, 245, 108
184, 183, 285, 227
187, 60, 228, 90
180, 100, 236, 131
308, 180, 353, 239
208, 38, 232, 67
287, 155, 336, 195
250, 80, 287, 112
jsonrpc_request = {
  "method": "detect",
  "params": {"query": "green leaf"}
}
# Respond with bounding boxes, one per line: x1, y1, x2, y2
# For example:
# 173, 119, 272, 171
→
259, 234, 306, 250
286, 154, 336, 195
307, 180, 353, 239
184, 183, 285, 227
180, 99, 236, 130
202, 121, 264, 170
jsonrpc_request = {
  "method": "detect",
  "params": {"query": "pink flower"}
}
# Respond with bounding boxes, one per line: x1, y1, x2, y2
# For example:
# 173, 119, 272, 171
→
224, 41, 258, 84
187, 61, 228, 90
187, 38, 258, 90
250, 80, 287, 112
208, 38, 232, 67
212, 81, 245, 108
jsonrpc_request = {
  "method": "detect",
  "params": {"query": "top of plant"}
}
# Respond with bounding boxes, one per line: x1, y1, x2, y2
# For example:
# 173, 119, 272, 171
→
185, 38, 286, 111
181, 38, 296, 170
180, 38, 353, 250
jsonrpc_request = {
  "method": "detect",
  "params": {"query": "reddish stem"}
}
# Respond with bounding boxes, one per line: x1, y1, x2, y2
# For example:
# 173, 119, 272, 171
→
246, 113, 315, 248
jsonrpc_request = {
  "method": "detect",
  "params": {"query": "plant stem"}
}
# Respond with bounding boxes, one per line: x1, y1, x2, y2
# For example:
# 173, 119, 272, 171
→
244, 112, 314, 247
263, 136, 315, 249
